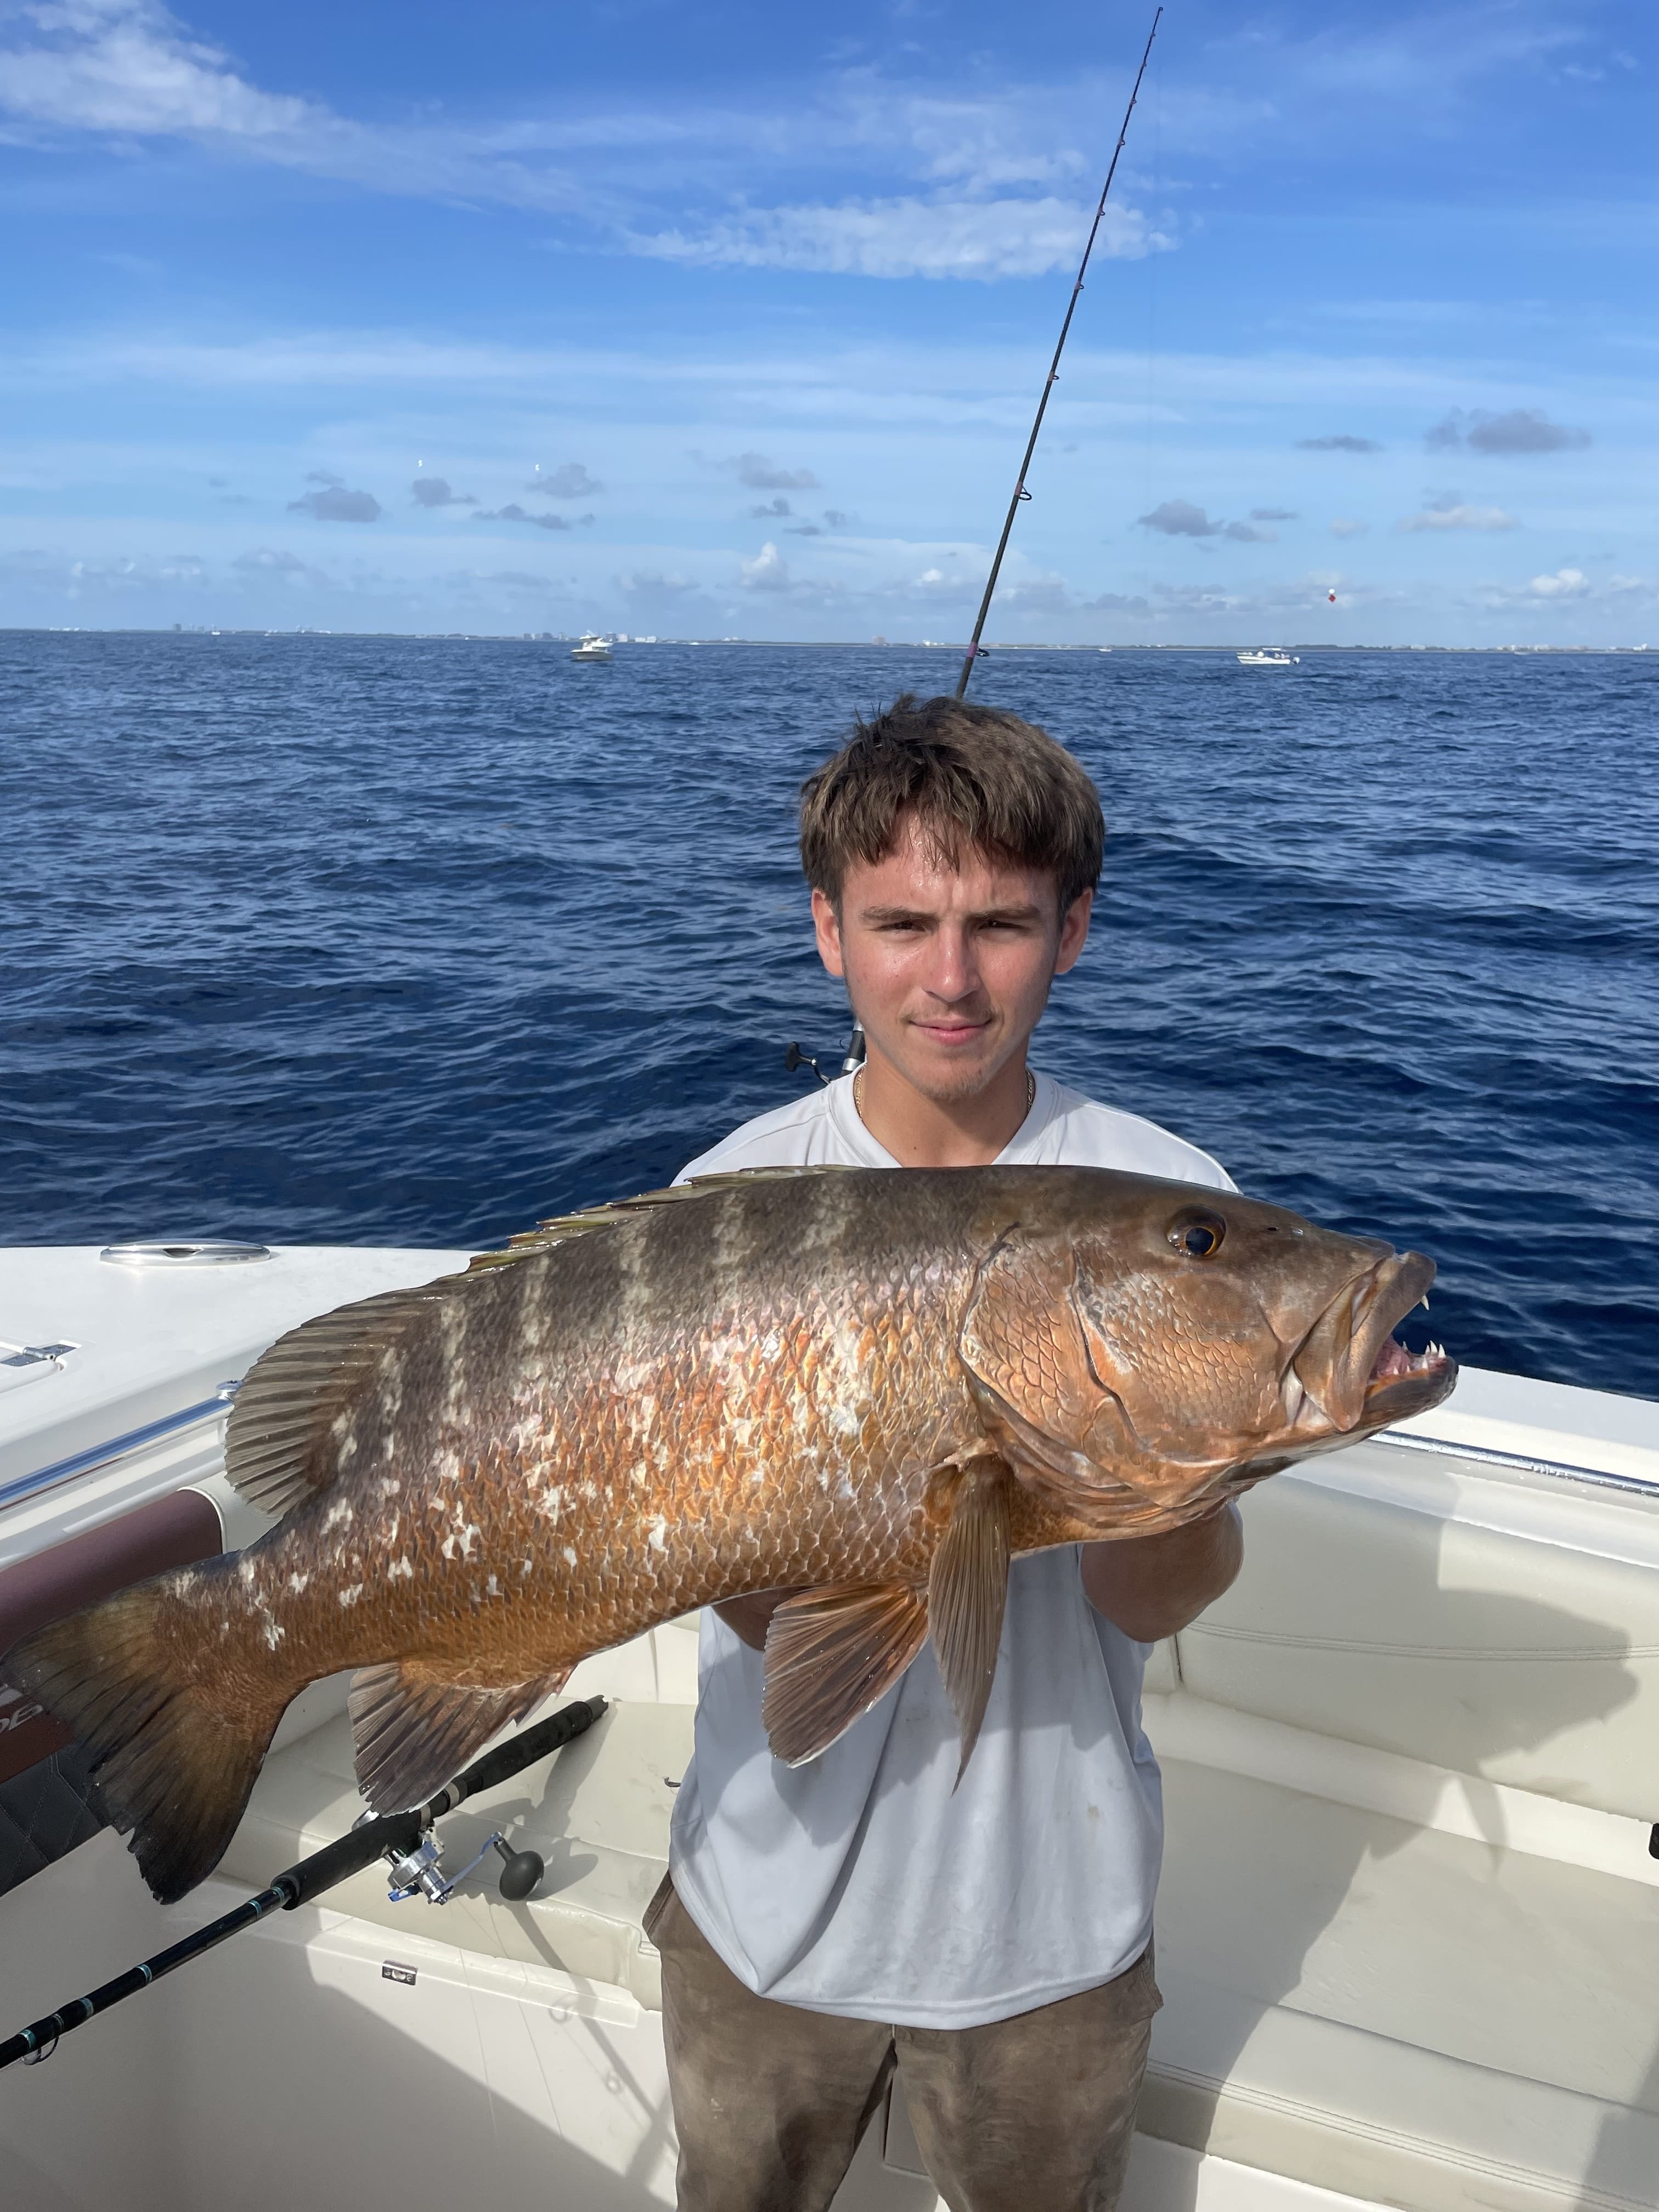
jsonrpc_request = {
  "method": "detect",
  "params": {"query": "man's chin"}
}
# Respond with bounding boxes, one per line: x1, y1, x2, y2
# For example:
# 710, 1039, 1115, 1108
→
893, 1045, 1004, 1103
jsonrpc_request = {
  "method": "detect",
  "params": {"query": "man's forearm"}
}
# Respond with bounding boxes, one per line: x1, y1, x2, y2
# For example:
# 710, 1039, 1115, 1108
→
720, 1508, 1242, 1657
1080, 1503, 1243, 1644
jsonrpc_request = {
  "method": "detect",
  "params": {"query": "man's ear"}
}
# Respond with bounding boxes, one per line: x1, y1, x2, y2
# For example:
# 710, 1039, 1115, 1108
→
1054, 889, 1093, 977
811, 888, 846, 978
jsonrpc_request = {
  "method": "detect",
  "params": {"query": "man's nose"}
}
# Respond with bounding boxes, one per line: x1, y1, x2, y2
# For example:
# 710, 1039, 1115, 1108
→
924, 925, 979, 1001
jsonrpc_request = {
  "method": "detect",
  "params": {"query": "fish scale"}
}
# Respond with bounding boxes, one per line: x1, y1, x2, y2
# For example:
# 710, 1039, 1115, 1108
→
1, 1164, 1454, 1903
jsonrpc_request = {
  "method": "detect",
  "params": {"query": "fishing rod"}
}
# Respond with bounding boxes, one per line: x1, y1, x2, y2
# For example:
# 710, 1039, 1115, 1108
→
0, 1691, 607, 2073
956, 7, 1162, 699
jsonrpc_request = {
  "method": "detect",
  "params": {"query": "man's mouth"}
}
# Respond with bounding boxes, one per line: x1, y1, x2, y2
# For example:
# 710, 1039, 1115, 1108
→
912, 1017, 991, 1046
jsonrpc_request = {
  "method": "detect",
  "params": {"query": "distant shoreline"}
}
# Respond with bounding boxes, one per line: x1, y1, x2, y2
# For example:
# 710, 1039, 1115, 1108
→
1, 629, 1650, 655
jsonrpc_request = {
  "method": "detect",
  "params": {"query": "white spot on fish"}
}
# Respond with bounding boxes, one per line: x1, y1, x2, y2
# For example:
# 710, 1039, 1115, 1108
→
647, 1515, 667, 1554
338, 1583, 364, 1607
323, 1500, 353, 1532
263, 1621, 286, 1649
486, 1573, 500, 1598
561, 1547, 577, 1568
387, 1555, 414, 1581
238, 1557, 256, 1584
286, 1572, 310, 1595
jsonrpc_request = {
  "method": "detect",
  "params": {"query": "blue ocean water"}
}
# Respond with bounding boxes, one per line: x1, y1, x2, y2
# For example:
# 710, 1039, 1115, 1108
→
1, 631, 1655, 1400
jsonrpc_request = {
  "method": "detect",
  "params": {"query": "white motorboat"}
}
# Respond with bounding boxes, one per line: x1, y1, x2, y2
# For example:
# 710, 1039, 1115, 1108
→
571, 633, 613, 663
3, 1237, 1658, 2210
1237, 650, 1299, 668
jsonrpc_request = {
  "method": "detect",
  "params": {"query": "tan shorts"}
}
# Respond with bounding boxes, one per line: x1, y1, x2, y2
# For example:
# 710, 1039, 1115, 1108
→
646, 1873, 1159, 2212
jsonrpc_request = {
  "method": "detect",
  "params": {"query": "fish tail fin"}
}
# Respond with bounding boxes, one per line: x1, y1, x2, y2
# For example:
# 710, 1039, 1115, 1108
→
2, 1573, 288, 1903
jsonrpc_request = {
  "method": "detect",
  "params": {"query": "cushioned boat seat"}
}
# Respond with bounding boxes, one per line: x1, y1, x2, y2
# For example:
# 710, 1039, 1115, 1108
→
1147, 1752, 1659, 2212
224, 1677, 1659, 2211
219, 1691, 690, 2012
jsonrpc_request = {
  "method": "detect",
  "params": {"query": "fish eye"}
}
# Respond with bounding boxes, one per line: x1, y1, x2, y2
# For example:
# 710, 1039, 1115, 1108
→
1169, 1211, 1226, 1260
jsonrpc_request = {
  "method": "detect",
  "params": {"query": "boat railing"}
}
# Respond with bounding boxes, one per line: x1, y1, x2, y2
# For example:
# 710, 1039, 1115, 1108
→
1374, 1424, 1659, 1500
0, 1383, 240, 1515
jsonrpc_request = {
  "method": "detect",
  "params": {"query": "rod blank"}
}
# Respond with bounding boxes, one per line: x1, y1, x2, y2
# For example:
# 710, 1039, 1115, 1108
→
1, 1694, 607, 2071
955, 9, 1163, 699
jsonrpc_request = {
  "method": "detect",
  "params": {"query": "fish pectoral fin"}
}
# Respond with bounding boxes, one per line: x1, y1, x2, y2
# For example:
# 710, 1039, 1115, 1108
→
928, 1455, 1013, 1782
761, 1583, 929, 1768
349, 1663, 570, 1815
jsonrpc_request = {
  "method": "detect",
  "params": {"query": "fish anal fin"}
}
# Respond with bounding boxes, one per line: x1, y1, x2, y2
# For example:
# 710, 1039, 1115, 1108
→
928, 1456, 1013, 1782
762, 1583, 928, 1768
349, 1662, 570, 1814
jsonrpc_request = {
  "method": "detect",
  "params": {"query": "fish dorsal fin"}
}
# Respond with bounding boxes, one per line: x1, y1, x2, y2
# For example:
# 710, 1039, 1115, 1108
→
465, 1165, 855, 1272
230, 1166, 856, 1517
349, 1662, 571, 1815
762, 1582, 929, 1767
225, 1278, 460, 1517
928, 1457, 1013, 1780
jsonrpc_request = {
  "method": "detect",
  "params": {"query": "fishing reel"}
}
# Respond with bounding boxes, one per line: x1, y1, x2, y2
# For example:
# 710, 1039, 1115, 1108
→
785, 1021, 866, 1087
356, 1814, 545, 1906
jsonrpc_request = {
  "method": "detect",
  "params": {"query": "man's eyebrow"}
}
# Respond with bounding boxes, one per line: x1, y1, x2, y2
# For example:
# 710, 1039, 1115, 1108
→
858, 900, 1047, 925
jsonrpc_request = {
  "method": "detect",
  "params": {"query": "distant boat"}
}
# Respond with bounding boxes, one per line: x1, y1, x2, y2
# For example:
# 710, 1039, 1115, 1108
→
571, 633, 613, 663
1237, 649, 1299, 668
1098, 646, 1113, 653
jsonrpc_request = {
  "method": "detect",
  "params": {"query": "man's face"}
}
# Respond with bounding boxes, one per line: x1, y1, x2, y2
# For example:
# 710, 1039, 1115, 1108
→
811, 815, 1092, 1104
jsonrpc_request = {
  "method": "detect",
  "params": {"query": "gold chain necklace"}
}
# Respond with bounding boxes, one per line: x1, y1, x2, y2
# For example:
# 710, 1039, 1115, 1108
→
853, 1063, 1036, 1124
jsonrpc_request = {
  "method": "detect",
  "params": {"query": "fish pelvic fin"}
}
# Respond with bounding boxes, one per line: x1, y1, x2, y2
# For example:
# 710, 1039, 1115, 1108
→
349, 1663, 571, 1814
762, 1583, 929, 1767
1, 1572, 289, 1903
928, 1457, 1013, 1784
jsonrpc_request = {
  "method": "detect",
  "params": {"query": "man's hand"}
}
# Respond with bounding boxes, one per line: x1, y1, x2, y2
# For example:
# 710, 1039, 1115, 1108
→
1080, 1503, 1243, 1644
714, 1589, 803, 1652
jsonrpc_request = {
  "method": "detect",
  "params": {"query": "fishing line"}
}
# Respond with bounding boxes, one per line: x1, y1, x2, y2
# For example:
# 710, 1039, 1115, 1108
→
955, 7, 1163, 698
1141, 36, 1163, 641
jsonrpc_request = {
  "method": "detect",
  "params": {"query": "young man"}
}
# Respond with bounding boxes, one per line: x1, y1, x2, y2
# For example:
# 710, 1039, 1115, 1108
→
648, 693, 1244, 2212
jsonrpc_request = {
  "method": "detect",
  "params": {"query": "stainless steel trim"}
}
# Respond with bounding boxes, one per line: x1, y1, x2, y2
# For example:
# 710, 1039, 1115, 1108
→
1375, 1427, 1659, 1501
0, 1344, 76, 1370
0, 1383, 242, 1515
100, 1242, 273, 1268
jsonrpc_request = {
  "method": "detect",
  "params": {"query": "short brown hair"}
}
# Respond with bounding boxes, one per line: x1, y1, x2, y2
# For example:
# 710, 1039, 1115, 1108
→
798, 692, 1104, 912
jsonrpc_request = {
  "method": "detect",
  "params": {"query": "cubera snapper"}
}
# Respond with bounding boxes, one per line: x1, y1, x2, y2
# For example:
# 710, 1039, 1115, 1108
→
3, 1165, 1454, 1902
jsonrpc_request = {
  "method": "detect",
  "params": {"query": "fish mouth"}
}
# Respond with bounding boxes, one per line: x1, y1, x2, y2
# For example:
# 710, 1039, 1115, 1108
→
1289, 1250, 1456, 1435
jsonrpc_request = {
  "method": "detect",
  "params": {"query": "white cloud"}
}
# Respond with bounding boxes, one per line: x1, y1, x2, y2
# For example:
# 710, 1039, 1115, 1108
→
0, 5, 1175, 280
1528, 566, 1589, 597
1398, 498, 1518, 532
740, 540, 790, 590
1329, 517, 1369, 538
0, 0, 318, 138
627, 194, 1166, 281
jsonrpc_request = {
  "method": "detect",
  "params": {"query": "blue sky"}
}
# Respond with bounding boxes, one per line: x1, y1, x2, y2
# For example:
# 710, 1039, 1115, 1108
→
1, 0, 1654, 643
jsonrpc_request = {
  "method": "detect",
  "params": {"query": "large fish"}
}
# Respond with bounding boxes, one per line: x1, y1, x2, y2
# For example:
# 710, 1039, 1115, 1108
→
4, 1167, 1453, 1902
